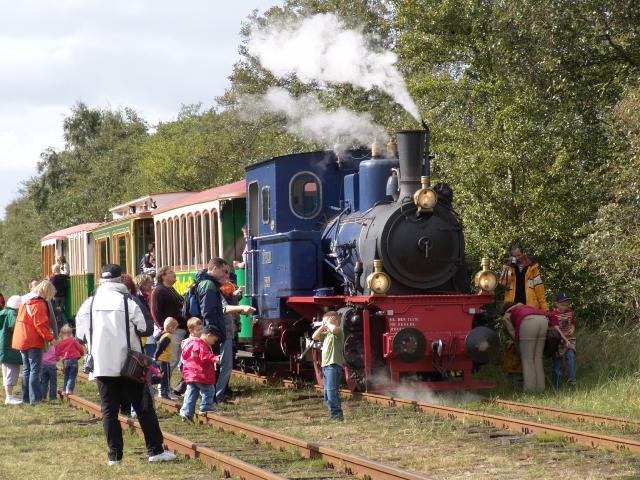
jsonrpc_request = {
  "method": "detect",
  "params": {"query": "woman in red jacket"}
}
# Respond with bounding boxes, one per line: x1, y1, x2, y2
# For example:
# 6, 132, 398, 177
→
12, 280, 55, 404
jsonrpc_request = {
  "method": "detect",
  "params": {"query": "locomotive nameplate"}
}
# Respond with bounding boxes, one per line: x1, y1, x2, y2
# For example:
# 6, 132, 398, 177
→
388, 316, 420, 334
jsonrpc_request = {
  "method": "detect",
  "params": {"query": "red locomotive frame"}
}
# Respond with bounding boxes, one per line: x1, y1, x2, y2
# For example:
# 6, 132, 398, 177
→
287, 293, 495, 392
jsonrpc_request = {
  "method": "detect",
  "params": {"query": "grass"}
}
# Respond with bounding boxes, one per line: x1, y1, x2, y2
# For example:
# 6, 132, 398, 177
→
0, 391, 219, 480
476, 323, 640, 419
220, 378, 640, 480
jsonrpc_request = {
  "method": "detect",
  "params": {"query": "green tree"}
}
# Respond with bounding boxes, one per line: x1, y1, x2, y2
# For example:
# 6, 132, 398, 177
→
578, 87, 640, 323
393, 0, 640, 322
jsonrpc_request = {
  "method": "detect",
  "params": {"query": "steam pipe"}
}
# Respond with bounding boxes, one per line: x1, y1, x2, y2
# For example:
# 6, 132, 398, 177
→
397, 130, 427, 201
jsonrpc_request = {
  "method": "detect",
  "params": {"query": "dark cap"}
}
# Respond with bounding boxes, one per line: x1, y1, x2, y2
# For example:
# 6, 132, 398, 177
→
202, 325, 221, 337
555, 292, 572, 303
101, 264, 122, 280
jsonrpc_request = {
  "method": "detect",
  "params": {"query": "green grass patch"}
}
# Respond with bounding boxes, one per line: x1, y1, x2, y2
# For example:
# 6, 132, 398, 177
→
0, 397, 218, 479
476, 323, 640, 419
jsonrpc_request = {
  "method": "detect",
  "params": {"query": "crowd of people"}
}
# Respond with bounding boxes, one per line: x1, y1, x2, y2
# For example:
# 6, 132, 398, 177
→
0, 246, 264, 464
499, 243, 578, 392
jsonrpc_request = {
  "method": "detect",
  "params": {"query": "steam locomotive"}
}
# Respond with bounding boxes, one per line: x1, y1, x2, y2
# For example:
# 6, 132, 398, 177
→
41, 129, 498, 393
242, 129, 498, 392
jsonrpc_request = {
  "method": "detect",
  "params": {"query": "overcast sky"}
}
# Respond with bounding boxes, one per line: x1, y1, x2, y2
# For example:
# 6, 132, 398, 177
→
0, 0, 280, 217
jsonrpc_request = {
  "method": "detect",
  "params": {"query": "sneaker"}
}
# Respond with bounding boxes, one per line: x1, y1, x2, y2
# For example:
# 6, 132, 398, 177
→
198, 408, 218, 416
172, 388, 185, 397
160, 394, 178, 401
180, 414, 193, 423
4, 396, 22, 405
107, 460, 122, 466
148, 450, 177, 462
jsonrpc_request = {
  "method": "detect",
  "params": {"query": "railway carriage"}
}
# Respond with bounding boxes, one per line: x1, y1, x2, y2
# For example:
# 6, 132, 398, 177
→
91, 193, 188, 276
151, 181, 246, 293
41, 223, 99, 316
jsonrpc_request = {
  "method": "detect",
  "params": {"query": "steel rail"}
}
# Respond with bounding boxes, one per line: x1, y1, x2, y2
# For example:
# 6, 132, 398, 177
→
61, 392, 286, 480
157, 398, 430, 480
491, 399, 640, 430
234, 370, 640, 453
350, 392, 640, 453
75, 370, 430, 480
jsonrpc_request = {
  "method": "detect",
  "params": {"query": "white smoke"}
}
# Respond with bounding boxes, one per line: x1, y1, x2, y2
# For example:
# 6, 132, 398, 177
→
246, 13, 421, 122
241, 87, 387, 148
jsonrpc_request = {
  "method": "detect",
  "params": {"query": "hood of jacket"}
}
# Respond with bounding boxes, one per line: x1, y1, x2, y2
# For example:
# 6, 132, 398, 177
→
96, 281, 129, 295
195, 269, 214, 283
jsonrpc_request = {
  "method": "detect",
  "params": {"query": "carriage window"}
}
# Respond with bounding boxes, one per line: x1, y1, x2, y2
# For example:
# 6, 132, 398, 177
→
155, 221, 162, 268
115, 234, 128, 273
212, 211, 219, 257
204, 211, 211, 261
195, 214, 202, 267
180, 216, 187, 268
98, 238, 110, 269
261, 187, 270, 224
168, 219, 174, 267
290, 172, 321, 218
188, 215, 196, 267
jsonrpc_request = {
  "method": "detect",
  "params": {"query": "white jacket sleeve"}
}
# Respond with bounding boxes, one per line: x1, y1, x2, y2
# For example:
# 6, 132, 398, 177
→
75, 298, 91, 343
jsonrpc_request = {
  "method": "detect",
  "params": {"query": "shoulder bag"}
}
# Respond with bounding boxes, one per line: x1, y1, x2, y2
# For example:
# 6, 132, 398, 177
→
120, 294, 153, 383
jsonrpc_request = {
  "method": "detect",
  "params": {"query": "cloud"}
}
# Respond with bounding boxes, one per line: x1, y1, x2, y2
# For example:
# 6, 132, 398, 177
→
0, 0, 281, 216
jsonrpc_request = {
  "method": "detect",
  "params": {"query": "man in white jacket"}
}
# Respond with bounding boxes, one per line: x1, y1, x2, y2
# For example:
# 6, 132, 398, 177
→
76, 264, 176, 465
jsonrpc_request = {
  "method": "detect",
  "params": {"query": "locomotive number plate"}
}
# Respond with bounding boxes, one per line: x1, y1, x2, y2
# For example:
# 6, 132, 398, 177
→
262, 251, 272, 264
388, 316, 420, 334
264, 276, 271, 288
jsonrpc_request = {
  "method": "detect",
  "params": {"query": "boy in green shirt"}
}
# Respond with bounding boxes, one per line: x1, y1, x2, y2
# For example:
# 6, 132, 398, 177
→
312, 311, 344, 420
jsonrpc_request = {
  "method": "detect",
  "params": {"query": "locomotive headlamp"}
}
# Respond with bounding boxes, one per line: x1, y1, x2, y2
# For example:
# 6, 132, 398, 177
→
414, 176, 437, 212
474, 257, 497, 292
366, 259, 391, 294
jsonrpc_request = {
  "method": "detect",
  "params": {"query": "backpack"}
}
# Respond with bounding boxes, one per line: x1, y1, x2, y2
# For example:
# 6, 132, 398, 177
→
182, 281, 202, 320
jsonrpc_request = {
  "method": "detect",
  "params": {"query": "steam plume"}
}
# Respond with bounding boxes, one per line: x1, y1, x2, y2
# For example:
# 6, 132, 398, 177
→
241, 87, 387, 148
247, 13, 421, 122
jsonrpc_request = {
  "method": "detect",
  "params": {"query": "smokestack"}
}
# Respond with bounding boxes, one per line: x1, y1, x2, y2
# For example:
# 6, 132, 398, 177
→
397, 130, 427, 201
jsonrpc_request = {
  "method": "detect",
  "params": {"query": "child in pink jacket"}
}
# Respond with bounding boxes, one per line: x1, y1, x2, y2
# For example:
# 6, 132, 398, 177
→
179, 325, 220, 421
56, 325, 84, 394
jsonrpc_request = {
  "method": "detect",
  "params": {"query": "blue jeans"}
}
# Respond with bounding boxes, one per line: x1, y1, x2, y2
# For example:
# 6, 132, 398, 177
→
322, 364, 343, 419
552, 348, 576, 387
180, 382, 215, 418
40, 364, 57, 400
63, 359, 79, 393
21, 348, 43, 404
215, 337, 233, 402
159, 362, 171, 397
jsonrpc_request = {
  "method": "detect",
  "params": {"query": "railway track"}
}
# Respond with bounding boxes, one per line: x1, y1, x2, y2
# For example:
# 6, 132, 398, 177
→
72, 371, 430, 480
490, 399, 640, 430
61, 391, 286, 480
232, 369, 640, 453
